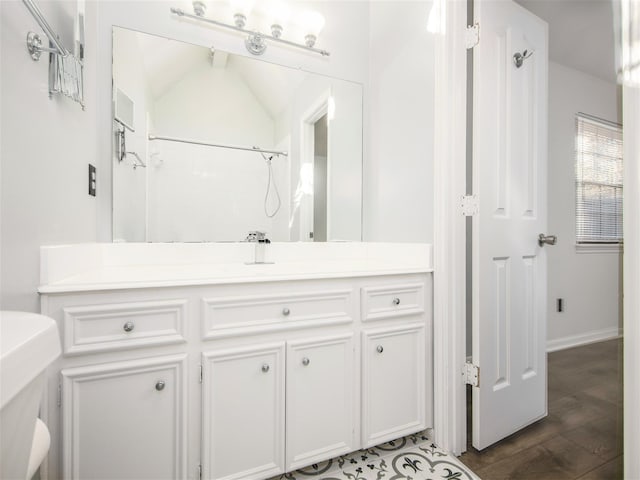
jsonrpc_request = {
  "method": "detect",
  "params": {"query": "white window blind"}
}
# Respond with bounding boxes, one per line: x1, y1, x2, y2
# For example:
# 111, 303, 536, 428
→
575, 114, 623, 244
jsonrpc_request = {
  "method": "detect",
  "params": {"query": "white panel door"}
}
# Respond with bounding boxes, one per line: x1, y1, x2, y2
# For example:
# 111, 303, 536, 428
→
361, 324, 426, 447
472, 0, 548, 450
61, 355, 187, 480
286, 334, 355, 470
202, 343, 285, 480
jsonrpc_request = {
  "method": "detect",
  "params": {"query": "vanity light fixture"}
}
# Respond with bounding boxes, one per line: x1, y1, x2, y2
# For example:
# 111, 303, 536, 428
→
170, 1, 329, 57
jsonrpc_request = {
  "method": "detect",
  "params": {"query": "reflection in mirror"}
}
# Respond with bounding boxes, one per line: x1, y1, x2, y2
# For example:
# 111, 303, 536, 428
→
112, 27, 363, 243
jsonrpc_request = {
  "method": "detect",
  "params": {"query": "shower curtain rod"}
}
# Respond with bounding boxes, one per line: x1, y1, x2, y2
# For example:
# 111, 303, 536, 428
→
148, 134, 288, 157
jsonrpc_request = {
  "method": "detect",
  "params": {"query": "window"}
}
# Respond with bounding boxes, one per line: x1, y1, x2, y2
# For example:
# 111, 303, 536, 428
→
575, 114, 623, 245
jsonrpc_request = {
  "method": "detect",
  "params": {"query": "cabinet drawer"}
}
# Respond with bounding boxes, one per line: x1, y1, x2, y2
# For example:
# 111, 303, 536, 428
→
202, 289, 354, 339
361, 283, 425, 322
63, 300, 187, 355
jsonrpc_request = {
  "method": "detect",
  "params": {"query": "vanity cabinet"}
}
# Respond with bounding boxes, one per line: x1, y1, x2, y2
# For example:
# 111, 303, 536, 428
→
361, 325, 426, 447
202, 334, 356, 480
285, 334, 356, 470
40, 270, 432, 480
60, 354, 187, 480
202, 343, 286, 480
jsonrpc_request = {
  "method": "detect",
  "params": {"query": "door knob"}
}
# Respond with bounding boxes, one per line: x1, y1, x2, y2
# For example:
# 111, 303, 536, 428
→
538, 234, 557, 247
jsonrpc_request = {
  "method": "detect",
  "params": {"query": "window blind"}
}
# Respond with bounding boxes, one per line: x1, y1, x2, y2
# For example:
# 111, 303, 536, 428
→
575, 114, 623, 244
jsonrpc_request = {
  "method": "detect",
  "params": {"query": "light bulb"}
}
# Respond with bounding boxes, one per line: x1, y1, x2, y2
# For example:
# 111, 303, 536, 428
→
268, 0, 290, 38
229, 0, 255, 27
299, 11, 325, 47
192, 0, 207, 16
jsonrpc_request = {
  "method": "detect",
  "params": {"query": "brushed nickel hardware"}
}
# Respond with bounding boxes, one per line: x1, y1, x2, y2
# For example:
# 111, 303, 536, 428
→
123, 321, 135, 332
514, 49, 534, 68
282, 307, 291, 316
376, 345, 384, 354
392, 297, 401, 305
261, 364, 270, 373
169, 7, 330, 57
155, 380, 166, 391
538, 233, 557, 247
302, 357, 310, 366
464, 362, 480, 387
149, 134, 288, 157
245, 231, 274, 264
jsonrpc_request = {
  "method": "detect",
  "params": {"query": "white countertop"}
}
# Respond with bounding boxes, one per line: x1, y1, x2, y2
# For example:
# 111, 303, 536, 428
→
39, 243, 433, 294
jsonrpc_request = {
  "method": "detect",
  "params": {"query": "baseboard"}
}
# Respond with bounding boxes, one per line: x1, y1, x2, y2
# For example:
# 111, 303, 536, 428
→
546, 327, 622, 353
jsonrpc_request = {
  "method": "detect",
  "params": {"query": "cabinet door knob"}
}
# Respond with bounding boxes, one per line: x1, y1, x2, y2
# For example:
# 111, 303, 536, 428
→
392, 297, 401, 306
282, 307, 290, 316
155, 380, 165, 391
262, 364, 270, 373
123, 321, 135, 332
302, 357, 310, 366
376, 345, 384, 354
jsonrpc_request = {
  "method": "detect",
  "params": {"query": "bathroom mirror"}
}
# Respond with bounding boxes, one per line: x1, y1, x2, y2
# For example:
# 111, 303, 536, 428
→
112, 27, 363, 243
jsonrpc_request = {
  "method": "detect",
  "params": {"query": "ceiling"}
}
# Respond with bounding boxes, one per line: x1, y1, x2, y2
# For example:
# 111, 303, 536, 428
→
515, 0, 617, 83
134, 31, 306, 120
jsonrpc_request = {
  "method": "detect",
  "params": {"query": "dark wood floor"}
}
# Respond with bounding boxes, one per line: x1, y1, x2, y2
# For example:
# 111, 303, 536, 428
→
459, 339, 623, 479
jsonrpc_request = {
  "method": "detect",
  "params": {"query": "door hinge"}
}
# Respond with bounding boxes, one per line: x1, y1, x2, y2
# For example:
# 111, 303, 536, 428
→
460, 195, 479, 216
57, 384, 62, 407
198, 463, 202, 480
466, 23, 479, 49
464, 362, 480, 387
199, 364, 203, 384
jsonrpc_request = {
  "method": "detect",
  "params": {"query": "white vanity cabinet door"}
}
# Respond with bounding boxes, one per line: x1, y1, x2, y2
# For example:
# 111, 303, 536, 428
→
202, 343, 285, 480
286, 334, 355, 471
361, 324, 426, 447
61, 355, 187, 480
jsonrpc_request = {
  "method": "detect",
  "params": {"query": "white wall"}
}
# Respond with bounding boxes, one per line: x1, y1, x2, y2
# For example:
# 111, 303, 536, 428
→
546, 61, 623, 350
0, 0, 98, 312
366, 1, 436, 243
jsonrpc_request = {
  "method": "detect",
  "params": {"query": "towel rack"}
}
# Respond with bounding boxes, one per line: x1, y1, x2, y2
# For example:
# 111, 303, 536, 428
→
22, 0, 84, 108
23, 0, 68, 59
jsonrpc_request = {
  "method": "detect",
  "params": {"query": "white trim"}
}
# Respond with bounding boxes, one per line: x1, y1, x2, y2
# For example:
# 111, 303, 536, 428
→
546, 327, 622, 353
432, 0, 468, 456
575, 243, 623, 254
623, 84, 640, 479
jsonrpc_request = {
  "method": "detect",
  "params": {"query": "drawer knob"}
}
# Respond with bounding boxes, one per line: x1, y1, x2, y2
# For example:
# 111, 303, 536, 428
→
392, 297, 401, 306
155, 380, 165, 391
302, 357, 310, 366
123, 321, 135, 332
282, 307, 290, 316
376, 345, 384, 354
262, 364, 270, 373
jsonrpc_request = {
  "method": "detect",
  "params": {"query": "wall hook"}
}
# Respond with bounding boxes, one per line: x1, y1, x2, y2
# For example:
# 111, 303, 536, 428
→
513, 49, 534, 68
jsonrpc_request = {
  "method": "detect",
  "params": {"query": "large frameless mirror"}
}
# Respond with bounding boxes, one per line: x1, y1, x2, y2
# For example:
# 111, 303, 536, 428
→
112, 26, 363, 243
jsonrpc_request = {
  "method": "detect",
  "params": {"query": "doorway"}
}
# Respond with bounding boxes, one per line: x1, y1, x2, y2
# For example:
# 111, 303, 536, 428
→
464, 0, 624, 467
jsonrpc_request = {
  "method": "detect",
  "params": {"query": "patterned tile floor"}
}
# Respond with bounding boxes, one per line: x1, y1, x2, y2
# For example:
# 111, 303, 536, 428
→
269, 431, 480, 480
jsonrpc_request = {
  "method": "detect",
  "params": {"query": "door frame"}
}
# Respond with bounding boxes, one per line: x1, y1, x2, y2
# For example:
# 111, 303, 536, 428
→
623, 84, 640, 478
435, 1, 639, 466
300, 91, 332, 242
432, 0, 469, 456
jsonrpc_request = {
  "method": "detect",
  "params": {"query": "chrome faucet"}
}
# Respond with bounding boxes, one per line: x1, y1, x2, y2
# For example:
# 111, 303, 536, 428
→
245, 231, 272, 264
